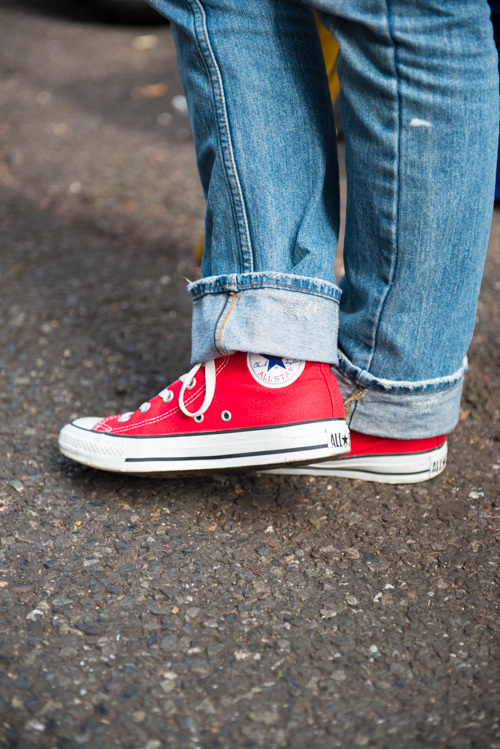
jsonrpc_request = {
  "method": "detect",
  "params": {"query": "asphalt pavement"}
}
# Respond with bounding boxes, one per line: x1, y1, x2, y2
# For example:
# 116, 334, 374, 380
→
0, 2, 499, 747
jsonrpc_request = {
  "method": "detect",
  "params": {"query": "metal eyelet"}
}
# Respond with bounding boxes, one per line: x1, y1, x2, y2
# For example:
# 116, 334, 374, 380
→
161, 390, 174, 404
118, 413, 132, 422
186, 378, 196, 390
139, 402, 151, 414
194, 414, 204, 423
221, 410, 231, 422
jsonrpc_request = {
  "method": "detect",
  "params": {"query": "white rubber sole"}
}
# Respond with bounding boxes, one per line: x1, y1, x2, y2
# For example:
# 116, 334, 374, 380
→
58, 418, 350, 475
265, 440, 448, 484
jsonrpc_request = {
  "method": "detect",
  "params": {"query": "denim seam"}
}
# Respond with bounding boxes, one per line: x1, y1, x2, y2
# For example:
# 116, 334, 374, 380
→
191, 282, 341, 302
364, 2, 401, 373
217, 291, 237, 355
188, 0, 253, 272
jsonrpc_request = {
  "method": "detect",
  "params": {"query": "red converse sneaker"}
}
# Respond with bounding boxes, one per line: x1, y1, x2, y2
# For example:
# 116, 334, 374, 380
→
58, 352, 350, 475
267, 430, 447, 484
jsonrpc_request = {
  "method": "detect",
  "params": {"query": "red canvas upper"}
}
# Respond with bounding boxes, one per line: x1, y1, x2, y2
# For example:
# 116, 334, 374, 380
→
348, 430, 446, 457
93, 352, 345, 436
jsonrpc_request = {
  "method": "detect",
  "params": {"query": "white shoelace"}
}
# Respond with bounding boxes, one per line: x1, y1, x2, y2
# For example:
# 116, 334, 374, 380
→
177, 359, 216, 418
118, 360, 216, 422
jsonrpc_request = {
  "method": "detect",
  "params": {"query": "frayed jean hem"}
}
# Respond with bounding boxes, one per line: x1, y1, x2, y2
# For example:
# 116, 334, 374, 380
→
333, 354, 467, 439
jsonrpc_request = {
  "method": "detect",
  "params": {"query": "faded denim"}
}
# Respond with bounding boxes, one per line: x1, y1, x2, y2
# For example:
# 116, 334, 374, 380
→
148, 0, 498, 438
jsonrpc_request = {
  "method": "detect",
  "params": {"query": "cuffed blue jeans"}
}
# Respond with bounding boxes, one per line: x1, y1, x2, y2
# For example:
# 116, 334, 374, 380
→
148, 0, 498, 438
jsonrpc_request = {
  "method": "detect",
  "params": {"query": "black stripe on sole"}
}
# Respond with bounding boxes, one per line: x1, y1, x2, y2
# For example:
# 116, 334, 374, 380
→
124, 442, 330, 463
319, 466, 429, 477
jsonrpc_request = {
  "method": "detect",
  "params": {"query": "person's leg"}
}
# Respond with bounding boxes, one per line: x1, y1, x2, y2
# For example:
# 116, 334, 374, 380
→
149, 0, 343, 364
271, 0, 498, 481
313, 0, 498, 439
58, 0, 352, 474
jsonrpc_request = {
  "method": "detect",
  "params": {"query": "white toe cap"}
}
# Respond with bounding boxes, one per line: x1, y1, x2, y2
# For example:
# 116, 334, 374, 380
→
71, 416, 103, 431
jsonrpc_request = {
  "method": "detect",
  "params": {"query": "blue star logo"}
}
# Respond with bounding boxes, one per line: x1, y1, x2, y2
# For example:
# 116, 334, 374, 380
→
262, 355, 287, 372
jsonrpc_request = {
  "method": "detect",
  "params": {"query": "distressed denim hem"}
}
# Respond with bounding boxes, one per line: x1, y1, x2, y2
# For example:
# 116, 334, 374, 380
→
188, 272, 342, 302
333, 363, 466, 440
189, 276, 341, 364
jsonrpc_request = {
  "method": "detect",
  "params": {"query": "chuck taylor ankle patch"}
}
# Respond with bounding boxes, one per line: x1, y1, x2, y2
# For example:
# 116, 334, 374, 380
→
247, 353, 305, 388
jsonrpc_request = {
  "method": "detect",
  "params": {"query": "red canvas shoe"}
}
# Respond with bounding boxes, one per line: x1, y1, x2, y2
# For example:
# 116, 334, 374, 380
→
58, 352, 350, 475
266, 430, 447, 484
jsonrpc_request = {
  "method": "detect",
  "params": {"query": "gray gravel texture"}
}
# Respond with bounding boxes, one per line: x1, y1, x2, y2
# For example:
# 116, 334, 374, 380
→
0, 2, 499, 747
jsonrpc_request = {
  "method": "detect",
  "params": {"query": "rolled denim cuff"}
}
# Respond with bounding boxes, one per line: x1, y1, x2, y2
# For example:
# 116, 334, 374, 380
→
334, 351, 467, 439
189, 272, 341, 365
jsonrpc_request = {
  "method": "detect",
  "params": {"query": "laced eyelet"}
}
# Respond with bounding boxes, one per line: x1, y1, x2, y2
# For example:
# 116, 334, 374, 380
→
221, 410, 231, 422
177, 360, 215, 420
118, 412, 132, 422
139, 402, 151, 414
194, 414, 204, 423
161, 390, 174, 404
